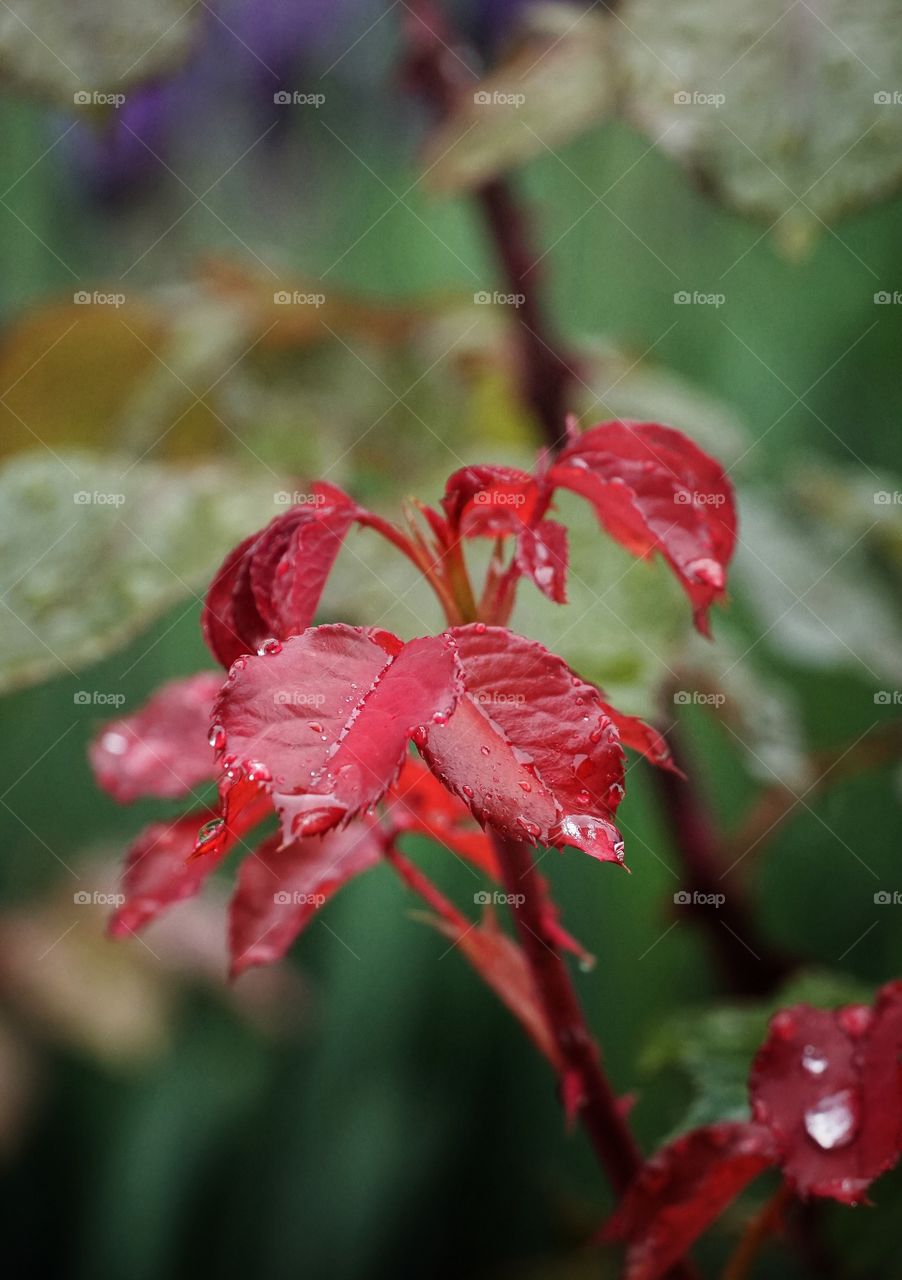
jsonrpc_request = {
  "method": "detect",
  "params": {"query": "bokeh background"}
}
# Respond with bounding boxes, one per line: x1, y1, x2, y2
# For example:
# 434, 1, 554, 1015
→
2, 1, 902, 1276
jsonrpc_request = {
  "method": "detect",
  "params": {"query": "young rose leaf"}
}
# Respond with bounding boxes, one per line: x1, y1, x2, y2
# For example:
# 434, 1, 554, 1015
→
201, 484, 362, 668
418, 908, 561, 1070
418, 625, 627, 864
89, 671, 223, 803
516, 520, 568, 603
110, 787, 271, 937
213, 625, 462, 843
750, 982, 902, 1204
442, 465, 540, 537
547, 421, 736, 634
383, 756, 500, 879
599, 701, 676, 773
229, 821, 383, 978
603, 1122, 778, 1280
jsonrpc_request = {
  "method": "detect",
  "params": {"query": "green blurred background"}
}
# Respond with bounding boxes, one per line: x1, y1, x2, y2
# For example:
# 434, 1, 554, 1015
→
2, 2, 902, 1276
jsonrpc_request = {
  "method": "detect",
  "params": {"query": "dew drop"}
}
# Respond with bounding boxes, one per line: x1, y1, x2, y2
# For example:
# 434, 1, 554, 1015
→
195, 818, 225, 848
838, 1004, 873, 1038
257, 638, 282, 656
474, 622, 486, 634
101, 731, 128, 756
519, 781, 532, 793
432, 711, 447, 726
462, 785, 474, 798
801, 1045, 828, 1076
804, 1088, 859, 1151
480, 745, 491, 756
308, 722, 323, 734
688, 557, 724, 590
208, 723, 226, 750
771, 1010, 798, 1041
576, 789, 591, 806
518, 819, 541, 839
244, 760, 272, 784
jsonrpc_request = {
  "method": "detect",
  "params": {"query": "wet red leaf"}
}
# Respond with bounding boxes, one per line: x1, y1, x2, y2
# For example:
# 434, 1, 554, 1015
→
418, 625, 627, 864
89, 671, 223, 803
228, 820, 383, 978
547, 421, 736, 634
515, 519, 568, 603
441, 464, 540, 537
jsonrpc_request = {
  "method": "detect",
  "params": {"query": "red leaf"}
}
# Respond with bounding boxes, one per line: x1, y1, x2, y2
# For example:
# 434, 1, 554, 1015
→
548, 421, 736, 634
228, 820, 383, 977
599, 702, 677, 773
516, 519, 568, 603
201, 484, 361, 668
604, 1123, 778, 1280
109, 786, 271, 937
89, 672, 223, 803
383, 756, 500, 879
750, 982, 902, 1204
419, 625, 627, 865
212, 625, 462, 843
442, 465, 540, 537
419, 907, 561, 1069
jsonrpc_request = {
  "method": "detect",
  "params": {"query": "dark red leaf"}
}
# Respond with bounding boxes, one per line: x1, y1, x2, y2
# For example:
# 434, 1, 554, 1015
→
212, 625, 462, 843
547, 421, 736, 634
89, 671, 223, 803
383, 755, 500, 879
442, 465, 540, 537
419, 907, 561, 1069
516, 519, 568, 603
418, 625, 627, 865
604, 1123, 778, 1280
109, 785, 271, 937
750, 982, 902, 1204
228, 820, 383, 977
201, 484, 363, 668
599, 701, 676, 773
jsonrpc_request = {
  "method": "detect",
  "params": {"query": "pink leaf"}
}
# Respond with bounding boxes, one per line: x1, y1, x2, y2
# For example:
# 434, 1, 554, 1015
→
383, 755, 500, 879
598, 701, 677, 773
516, 519, 568, 603
750, 982, 902, 1204
89, 672, 223, 803
418, 625, 627, 865
604, 1123, 778, 1280
213, 625, 462, 843
548, 421, 736, 634
228, 820, 383, 977
441, 464, 540, 537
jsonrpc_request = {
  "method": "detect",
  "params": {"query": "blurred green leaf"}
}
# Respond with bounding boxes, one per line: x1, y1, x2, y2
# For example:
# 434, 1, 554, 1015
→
0, 449, 281, 694
617, 0, 902, 234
